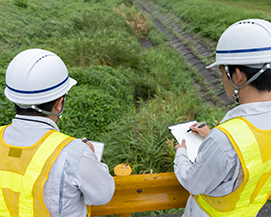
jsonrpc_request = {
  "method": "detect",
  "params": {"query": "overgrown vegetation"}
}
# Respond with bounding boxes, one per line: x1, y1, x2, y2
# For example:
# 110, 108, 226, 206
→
1, 0, 269, 215
0, 0, 145, 140
113, 3, 151, 38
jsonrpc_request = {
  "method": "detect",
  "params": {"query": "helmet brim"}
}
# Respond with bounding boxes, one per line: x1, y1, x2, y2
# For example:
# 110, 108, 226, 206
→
206, 62, 218, 69
68, 77, 77, 89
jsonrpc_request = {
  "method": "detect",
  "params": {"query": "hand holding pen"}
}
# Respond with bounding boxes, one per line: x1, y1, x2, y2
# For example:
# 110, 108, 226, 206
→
82, 137, 95, 152
187, 122, 210, 138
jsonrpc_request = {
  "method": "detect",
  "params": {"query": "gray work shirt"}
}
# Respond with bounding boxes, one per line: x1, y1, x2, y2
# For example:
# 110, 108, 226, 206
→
174, 101, 271, 217
2, 115, 115, 217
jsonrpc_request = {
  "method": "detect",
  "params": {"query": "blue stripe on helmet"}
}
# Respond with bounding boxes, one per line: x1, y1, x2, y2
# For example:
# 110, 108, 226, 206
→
217, 46, 271, 54
6, 76, 69, 94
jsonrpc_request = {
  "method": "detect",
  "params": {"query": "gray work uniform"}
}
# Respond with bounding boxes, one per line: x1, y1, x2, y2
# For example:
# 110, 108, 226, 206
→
2, 115, 115, 217
174, 101, 271, 217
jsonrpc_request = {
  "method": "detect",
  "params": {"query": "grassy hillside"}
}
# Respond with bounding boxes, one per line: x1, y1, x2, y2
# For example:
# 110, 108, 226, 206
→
205, 0, 271, 16
152, 0, 271, 42
0, 0, 225, 167
0, 0, 145, 138
1, 0, 270, 215
1, 0, 267, 174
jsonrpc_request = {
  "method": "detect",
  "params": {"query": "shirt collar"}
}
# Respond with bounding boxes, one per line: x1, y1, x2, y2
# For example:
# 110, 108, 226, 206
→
13, 114, 60, 131
221, 101, 271, 123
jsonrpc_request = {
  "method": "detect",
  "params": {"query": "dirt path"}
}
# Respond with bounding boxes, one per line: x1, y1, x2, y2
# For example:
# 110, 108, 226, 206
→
135, 0, 234, 110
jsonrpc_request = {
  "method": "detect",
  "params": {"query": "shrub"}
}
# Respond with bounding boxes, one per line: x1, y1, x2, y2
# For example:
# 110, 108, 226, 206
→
58, 65, 135, 139
14, 0, 27, 8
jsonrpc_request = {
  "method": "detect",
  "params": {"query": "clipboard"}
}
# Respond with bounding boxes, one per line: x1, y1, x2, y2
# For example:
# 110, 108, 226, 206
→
168, 120, 204, 162
90, 141, 105, 162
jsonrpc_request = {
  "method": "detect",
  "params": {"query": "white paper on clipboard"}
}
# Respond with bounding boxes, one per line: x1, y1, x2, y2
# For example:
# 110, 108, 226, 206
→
168, 120, 204, 162
90, 141, 105, 162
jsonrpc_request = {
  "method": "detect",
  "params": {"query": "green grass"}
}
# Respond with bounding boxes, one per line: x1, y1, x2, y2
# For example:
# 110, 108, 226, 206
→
0, 0, 147, 138
1, 0, 269, 215
205, 0, 271, 16
151, 0, 271, 42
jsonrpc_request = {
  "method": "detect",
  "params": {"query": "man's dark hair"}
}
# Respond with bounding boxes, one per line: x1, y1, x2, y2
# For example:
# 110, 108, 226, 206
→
228, 65, 271, 92
15, 98, 58, 117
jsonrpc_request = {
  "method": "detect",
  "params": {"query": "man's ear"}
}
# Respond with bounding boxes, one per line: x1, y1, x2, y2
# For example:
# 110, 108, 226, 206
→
233, 68, 247, 86
52, 97, 64, 114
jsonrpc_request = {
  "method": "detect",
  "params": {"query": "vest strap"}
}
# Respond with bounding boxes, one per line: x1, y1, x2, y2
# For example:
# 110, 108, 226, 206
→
0, 126, 74, 217
195, 117, 271, 217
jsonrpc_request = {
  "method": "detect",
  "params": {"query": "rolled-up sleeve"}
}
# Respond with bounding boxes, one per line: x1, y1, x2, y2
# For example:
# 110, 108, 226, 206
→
73, 147, 115, 205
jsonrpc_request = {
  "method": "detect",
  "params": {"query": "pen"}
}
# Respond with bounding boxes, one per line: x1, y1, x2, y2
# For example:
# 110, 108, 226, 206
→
187, 122, 206, 132
82, 138, 91, 143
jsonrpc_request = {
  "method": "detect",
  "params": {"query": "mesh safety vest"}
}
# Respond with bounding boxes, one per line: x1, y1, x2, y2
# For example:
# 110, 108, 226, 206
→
0, 125, 74, 217
194, 117, 271, 217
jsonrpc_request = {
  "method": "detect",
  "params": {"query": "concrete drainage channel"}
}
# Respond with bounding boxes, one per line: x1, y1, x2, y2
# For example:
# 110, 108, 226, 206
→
134, 1, 271, 216
134, 0, 234, 110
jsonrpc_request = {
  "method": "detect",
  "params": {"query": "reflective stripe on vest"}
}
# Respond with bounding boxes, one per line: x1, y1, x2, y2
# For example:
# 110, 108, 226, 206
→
194, 117, 271, 217
0, 125, 74, 217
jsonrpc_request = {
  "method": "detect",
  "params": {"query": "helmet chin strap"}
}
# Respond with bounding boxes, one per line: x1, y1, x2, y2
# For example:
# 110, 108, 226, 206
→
224, 64, 271, 104
16, 98, 66, 123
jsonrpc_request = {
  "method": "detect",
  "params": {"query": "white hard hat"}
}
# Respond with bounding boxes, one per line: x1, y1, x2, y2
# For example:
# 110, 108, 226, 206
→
5, 48, 77, 105
207, 19, 271, 68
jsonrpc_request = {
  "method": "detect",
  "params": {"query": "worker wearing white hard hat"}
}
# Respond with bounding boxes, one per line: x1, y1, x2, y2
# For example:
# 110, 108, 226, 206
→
174, 19, 271, 217
0, 49, 115, 217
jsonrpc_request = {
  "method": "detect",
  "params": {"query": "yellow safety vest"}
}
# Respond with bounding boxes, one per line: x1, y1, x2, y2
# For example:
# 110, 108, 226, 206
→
194, 117, 271, 217
0, 125, 74, 217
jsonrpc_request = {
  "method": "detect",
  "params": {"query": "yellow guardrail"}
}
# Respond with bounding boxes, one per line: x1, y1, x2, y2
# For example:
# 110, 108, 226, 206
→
89, 164, 271, 217
89, 164, 189, 217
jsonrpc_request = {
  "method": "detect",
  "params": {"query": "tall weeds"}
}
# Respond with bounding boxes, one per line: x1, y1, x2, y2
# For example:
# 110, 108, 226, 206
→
113, 3, 151, 38
0, 0, 227, 177
102, 90, 225, 175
